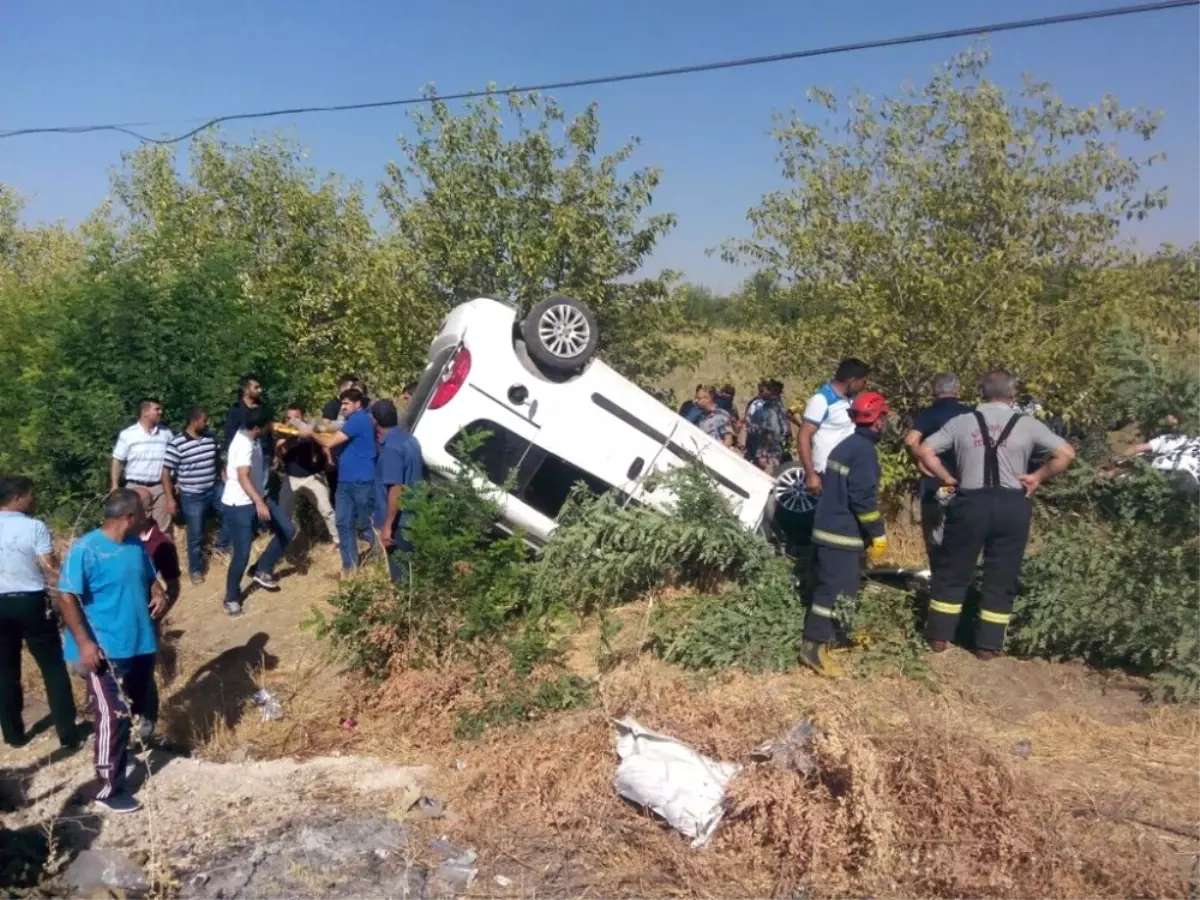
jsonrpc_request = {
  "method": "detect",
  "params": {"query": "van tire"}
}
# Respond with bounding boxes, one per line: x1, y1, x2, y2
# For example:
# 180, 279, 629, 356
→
521, 296, 599, 374
768, 461, 818, 539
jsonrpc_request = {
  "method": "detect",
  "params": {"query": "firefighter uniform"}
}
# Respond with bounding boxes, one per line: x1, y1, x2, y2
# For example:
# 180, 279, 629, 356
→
803, 426, 886, 645
922, 405, 1067, 652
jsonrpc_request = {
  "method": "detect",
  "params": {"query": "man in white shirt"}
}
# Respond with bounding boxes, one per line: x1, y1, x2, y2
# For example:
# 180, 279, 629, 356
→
1124, 416, 1200, 487
220, 408, 296, 616
796, 358, 871, 496
111, 398, 173, 533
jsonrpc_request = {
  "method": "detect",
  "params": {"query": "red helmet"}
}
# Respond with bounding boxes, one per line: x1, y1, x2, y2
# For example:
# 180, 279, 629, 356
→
849, 391, 890, 424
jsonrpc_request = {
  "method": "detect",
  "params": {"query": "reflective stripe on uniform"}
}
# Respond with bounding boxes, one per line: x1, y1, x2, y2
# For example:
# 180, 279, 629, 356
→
827, 460, 850, 476
856, 510, 881, 524
812, 528, 864, 549
979, 609, 1012, 625
928, 599, 963, 615
810, 604, 835, 618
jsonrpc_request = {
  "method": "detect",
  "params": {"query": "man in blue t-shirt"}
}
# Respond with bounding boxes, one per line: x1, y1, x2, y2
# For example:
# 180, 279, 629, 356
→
370, 400, 424, 582
59, 489, 167, 814
300, 388, 378, 574
904, 372, 971, 575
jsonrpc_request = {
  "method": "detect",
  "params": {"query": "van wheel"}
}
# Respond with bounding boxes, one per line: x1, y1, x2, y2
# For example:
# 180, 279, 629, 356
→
768, 461, 817, 540
521, 295, 599, 374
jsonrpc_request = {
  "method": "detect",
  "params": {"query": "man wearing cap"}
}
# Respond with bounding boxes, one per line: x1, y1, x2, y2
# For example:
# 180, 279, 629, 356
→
915, 369, 1076, 658
371, 400, 423, 582
799, 391, 891, 677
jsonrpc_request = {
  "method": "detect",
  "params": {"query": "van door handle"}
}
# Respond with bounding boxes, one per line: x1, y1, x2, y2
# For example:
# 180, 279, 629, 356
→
627, 457, 645, 480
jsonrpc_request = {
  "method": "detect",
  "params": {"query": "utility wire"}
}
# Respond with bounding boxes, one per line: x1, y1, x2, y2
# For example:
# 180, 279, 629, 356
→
2, 0, 1195, 144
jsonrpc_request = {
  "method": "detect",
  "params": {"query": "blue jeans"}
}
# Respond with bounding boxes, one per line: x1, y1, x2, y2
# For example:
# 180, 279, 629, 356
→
179, 486, 223, 577
335, 481, 376, 572
223, 500, 296, 604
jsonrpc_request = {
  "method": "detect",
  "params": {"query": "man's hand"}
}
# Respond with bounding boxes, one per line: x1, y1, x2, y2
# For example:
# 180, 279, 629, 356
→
77, 639, 104, 673
867, 536, 888, 564
1018, 472, 1043, 497
380, 524, 394, 549
165, 492, 178, 517
806, 471, 823, 496
296, 422, 315, 437
254, 499, 271, 522
149, 591, 168, 619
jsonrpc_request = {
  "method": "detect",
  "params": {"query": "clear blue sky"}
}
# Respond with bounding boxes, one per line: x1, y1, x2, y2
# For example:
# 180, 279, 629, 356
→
2, 0, 1197, 292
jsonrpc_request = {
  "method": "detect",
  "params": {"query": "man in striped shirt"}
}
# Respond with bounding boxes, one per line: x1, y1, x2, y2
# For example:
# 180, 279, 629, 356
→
111, 399, 173, 534
163, 408, 223, 585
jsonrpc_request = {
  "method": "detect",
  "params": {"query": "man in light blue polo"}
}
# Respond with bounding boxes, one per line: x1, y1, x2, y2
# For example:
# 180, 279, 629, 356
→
0, 475, 79, 749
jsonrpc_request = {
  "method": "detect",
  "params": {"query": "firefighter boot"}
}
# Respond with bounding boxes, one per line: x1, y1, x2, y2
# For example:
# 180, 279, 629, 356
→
799, 639, 843, 678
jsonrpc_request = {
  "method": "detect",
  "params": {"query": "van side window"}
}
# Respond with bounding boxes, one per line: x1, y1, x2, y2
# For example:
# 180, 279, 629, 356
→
445, 420, 614, 520
445, 420, 532, 488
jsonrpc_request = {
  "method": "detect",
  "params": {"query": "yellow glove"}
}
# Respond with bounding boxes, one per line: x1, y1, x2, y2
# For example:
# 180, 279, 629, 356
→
867, 536, 888, 563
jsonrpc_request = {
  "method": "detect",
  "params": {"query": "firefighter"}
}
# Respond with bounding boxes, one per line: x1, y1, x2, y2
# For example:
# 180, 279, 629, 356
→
914, 369, 1076, 658
798, 391, 891, 677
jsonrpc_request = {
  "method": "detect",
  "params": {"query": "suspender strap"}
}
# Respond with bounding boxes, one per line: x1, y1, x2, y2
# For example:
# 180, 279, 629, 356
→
974, 411, 1023, 488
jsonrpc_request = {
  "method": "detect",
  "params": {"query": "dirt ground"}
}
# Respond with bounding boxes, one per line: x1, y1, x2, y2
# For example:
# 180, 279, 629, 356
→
2, 534, 1198, 898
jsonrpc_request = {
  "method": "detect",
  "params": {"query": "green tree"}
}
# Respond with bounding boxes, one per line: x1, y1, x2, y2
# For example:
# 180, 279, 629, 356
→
724, 47, 1197, 423
0, 251, 296, 519
110, 135, 432, 394
381, 89, 689, 385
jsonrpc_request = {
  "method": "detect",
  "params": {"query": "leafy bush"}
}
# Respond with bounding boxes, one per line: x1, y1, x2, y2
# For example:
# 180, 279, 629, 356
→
530, 466, 786, 615
306, 450, 535, 677
1013, 519, 1198, 700
1013, 466, 1200, 700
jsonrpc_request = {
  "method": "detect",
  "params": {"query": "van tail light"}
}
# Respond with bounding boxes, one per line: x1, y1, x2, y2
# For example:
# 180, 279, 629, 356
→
429, 345, 471, 410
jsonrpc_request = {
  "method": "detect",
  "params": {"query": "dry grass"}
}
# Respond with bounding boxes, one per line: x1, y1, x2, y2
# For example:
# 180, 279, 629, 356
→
13, 511, 1196, 899
259, 647, 1197, 899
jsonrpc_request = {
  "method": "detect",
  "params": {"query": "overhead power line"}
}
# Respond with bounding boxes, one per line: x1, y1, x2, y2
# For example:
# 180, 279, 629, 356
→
2, 0, 1196, 145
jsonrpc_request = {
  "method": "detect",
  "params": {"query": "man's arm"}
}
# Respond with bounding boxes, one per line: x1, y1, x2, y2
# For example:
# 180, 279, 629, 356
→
1122, 441, 1154, 457
381, 484, 404, 546
35, 551, 60, 595
109, 458, 123, 493
1020, 441, 1076, 496
57, 592, 103, 671
797, 421, 820, 492
904, 428, 937, 478
161, 465, 178, 517
916, 425, 958, 486
148, 578, 168, 619
237, 465, 271, 521
303, 428, 349, 450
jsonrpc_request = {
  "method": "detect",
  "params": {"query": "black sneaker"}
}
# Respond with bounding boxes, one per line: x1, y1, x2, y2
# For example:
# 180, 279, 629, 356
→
224, 600, 243, 617
95, 792, 141, 814
252, 571, 280, 591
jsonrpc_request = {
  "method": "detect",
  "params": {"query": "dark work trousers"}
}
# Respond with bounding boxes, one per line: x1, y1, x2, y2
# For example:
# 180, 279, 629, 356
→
84, 653, 157, 800
0, 591, 78, 746
803, 546, 862, 644
927, 489, 1032, 651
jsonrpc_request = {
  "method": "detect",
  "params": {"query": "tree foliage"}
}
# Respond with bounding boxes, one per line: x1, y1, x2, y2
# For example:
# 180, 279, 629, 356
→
381, 90, 687, 384
725, 47, 1198, 423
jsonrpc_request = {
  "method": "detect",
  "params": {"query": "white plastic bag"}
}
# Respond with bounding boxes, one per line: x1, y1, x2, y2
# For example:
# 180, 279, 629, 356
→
612, 717, 740, 847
